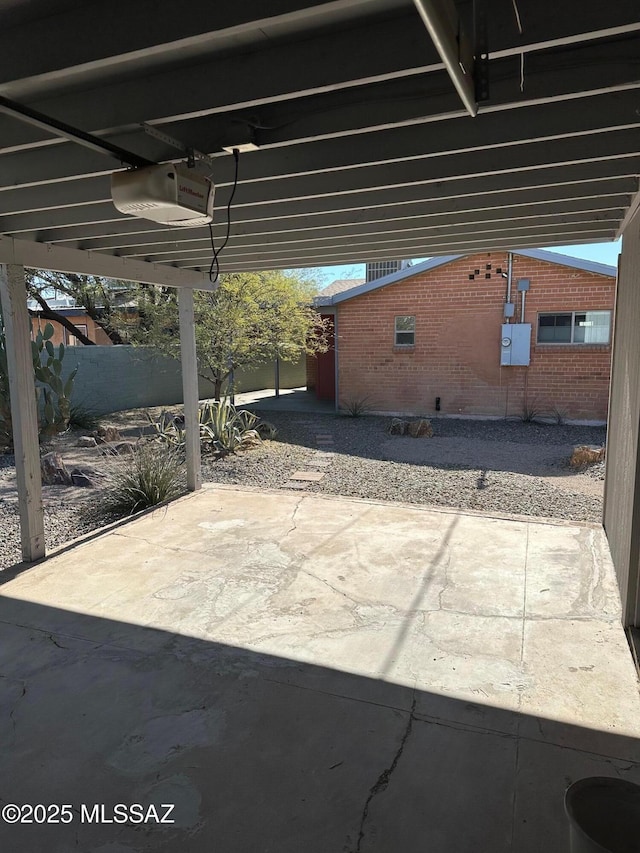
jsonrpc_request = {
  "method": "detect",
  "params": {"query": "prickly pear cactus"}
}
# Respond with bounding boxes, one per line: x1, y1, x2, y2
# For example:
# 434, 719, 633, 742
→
32, 323, 77, 438
0, 317, 77, 449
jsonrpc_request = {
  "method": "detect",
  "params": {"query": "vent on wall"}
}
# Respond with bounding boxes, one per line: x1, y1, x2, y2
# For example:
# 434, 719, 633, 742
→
365, 260, 412, 282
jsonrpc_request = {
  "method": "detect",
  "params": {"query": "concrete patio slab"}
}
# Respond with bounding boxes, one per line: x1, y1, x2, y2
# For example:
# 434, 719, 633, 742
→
0, 485, 639, 852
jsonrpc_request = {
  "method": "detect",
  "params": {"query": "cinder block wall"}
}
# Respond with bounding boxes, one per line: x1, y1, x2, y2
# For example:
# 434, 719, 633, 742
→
336, 251, 614, 421
59, 347, 305, 415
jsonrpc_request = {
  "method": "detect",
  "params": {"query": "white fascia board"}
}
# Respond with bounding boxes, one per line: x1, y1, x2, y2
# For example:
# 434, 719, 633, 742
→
0, 235, 216, 290
513, 247, 617, 278
319, 254, 463, 305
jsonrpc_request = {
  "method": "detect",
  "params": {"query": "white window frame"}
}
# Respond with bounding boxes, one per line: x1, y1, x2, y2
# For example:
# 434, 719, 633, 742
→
64, 323, 88, 346
537, 310, 611, 345
394, 315, 415, 346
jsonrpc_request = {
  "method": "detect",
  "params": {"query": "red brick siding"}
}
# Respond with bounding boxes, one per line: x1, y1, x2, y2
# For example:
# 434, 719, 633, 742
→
336, 251, 614, 421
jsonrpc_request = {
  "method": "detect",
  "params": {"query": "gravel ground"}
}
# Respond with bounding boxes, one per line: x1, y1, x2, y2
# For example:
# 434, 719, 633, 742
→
0, 412, 606, 571
203, 412, 606, 522
0, 452, 111, 571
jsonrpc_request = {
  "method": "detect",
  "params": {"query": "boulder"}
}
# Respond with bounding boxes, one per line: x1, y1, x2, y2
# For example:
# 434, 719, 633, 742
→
77, 435, 97, 448
94, 426, 121, 443
41, 452, 72, 485
569, 445, 605, 468
389, 418, 409, 435
114, 442, 135, 455
408, 418, 434, 438
70, 472, 95, 488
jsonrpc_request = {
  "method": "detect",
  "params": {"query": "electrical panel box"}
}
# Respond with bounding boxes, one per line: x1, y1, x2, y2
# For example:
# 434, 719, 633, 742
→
500, 323, 531, 366
503, 302, 515, 318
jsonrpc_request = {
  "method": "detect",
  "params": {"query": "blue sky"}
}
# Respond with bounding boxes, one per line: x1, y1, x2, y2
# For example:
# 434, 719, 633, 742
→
312, 240, 621, 285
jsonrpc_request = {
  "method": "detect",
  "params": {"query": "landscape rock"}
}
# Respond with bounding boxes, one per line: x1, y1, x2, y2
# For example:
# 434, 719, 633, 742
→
114, 442, 135, 455
569, 445, 605, 468
389, 418, 409, 435
70, 472, 95, 488
94, 426, 121, 443
407, 418, 434, 438
77, 435, 97, 448
41, 452, 72, 485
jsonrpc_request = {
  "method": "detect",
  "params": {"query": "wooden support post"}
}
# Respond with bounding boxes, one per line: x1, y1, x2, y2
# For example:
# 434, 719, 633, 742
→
0, 263, 45, 561
178, 287, 201, 491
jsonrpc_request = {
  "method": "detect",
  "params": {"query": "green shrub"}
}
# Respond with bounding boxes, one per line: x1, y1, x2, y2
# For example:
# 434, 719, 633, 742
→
104, 442, 184, 515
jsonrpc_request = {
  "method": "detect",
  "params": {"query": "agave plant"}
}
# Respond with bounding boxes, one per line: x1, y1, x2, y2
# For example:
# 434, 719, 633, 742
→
199, 400, 261, 453
150, 399, 265, 455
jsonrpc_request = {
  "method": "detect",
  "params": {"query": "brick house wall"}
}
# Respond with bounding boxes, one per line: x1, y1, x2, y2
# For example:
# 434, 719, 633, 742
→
31, 312, 112, 346
335, 251, 615, 421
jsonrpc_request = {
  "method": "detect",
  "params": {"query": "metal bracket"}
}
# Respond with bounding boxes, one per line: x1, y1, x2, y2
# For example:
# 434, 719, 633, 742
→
473, 0, 489, 102
141, 124, 215, 171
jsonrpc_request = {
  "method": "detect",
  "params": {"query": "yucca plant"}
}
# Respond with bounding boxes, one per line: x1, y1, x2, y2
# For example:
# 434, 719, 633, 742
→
519, 401, 543, 423
340, 395, 374, 417
103, 441, 184, 515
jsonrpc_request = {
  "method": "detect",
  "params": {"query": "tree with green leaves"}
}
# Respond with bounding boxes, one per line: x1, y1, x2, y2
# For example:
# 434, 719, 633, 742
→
117, 270, 331, 400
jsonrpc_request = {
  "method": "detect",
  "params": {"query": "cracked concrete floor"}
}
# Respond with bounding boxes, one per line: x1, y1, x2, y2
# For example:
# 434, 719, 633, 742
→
1, 484, 640, 852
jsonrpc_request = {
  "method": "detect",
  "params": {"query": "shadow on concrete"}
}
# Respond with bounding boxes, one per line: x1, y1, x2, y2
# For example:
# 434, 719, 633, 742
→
1, 594, 639, 853
233, 387, 335, 415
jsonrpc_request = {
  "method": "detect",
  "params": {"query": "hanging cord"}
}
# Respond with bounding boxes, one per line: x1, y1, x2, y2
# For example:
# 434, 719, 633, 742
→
209, 148, 240, 283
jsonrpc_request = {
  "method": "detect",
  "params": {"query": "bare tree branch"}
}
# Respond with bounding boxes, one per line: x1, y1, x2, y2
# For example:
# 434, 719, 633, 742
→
28, 291, 96, 346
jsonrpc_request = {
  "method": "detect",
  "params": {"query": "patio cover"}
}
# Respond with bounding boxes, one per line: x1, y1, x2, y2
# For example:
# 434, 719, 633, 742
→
0, 0, 638, 276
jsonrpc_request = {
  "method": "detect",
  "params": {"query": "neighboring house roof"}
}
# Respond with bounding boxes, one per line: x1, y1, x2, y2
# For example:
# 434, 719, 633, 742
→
314, 249, 617, 306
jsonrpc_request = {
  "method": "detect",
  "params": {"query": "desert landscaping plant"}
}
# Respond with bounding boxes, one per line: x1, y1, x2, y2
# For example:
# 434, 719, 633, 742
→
150, 400, 267, 455
340, 395, 374, 417
104, 441, 184, 515
550, 406, 568, 425
519, 401, 544, 423
68, 402, 101, 432
0, 317, 77, 449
